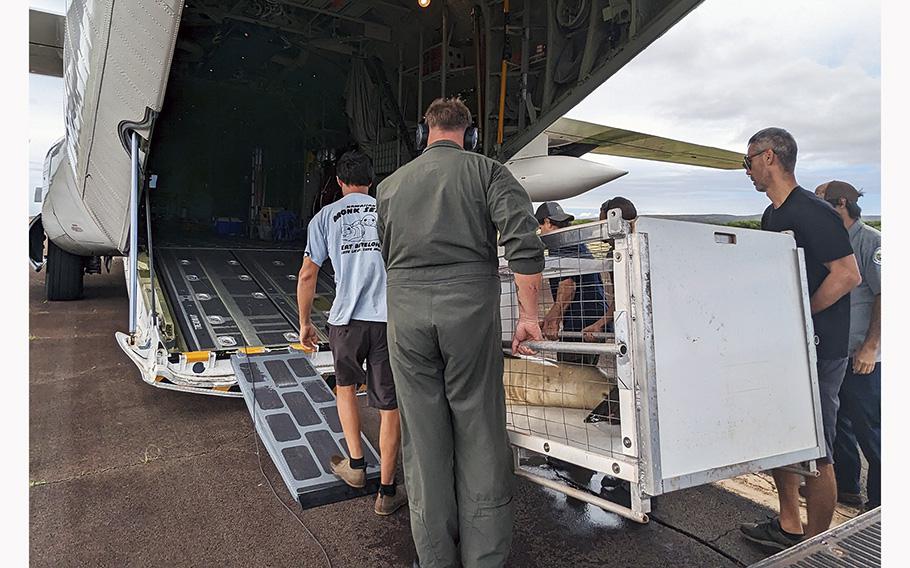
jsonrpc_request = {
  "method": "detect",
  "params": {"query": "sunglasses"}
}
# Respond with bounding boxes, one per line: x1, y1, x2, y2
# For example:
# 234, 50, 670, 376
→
742, 148, 770, 170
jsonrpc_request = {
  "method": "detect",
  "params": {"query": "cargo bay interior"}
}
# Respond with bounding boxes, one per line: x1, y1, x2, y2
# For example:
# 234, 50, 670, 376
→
142, 0, 677, 353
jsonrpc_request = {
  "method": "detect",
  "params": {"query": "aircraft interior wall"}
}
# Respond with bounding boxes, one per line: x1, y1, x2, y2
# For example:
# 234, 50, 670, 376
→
146, 66, 353, 246
143, 3, 433, 248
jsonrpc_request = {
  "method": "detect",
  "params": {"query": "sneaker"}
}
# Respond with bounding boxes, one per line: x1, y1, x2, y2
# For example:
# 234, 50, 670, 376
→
330, 455, 366, 488
740, 518, 804, 550
375, 486, 408, 516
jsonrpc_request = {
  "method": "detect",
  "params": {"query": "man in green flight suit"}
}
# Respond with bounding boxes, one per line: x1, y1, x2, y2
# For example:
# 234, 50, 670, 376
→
377, 97, 545, 568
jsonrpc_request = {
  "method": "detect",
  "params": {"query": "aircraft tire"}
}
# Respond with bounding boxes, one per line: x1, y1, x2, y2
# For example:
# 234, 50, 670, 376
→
45, 240, 85, 301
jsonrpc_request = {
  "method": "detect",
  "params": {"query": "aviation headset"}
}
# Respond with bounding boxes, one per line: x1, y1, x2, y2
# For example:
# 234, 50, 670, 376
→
416, 121, 480, 153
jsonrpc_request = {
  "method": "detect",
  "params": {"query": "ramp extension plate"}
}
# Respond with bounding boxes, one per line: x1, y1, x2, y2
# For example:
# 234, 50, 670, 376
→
232, 350, 381, 508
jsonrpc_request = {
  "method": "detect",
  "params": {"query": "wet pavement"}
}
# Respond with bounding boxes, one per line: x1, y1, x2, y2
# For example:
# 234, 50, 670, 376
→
31, 262, 786, 567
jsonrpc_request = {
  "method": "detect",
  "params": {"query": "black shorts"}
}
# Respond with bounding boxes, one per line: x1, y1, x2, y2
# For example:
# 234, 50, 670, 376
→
327, 320, 397, 411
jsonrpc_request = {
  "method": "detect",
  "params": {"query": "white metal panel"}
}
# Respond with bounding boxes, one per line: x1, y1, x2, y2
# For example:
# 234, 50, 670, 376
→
42, 146, 113, 253
634, 218, 822, 483
60, 0, 183, 253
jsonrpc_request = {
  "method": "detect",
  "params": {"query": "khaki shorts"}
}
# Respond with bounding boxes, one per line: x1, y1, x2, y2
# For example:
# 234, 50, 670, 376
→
327, 320, 397, 410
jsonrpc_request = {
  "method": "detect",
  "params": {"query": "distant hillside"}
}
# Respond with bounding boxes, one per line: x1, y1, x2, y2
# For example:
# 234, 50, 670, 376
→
645, 213, 761, 224
573, 213, 881, 230
647, 213, 881, 224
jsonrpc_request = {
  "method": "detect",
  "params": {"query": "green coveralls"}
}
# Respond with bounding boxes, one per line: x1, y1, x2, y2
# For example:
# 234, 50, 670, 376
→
377, 140, 544, 568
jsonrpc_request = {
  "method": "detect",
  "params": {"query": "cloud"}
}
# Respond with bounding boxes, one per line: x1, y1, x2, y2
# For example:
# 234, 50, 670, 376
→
563, 0, 881, 214
29, 0, 65, 15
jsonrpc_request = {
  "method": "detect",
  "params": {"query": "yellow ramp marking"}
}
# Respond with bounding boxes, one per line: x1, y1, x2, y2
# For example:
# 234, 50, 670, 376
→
184, 351, 210, 362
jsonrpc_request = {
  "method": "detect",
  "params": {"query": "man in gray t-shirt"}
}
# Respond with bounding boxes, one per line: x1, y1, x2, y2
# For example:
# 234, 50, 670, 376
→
816, 181, 881, 511
298, 150, 406, 516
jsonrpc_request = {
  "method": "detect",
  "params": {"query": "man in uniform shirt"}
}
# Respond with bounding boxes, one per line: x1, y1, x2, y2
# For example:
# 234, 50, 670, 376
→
815, 180, 881, 511
738, 128, 861, 548
536, 201, 608, 366
297, 150, 406, 516
377, 97, 545, 568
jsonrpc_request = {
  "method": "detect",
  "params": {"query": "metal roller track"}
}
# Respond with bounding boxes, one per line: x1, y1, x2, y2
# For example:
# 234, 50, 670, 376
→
156, 247, 334, 351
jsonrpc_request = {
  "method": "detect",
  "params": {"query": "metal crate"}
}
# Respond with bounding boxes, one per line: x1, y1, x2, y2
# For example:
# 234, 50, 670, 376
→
499, 211, 826, 522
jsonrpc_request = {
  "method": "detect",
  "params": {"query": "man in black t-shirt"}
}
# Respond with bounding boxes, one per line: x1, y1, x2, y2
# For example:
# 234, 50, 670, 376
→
738, 128, 862, 549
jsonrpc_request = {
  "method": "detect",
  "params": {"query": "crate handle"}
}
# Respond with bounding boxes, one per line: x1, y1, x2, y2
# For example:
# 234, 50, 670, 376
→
714, 232, 737, 245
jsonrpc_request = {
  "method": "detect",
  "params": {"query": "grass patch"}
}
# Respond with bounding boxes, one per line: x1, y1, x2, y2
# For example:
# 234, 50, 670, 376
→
724, 219, 881, 231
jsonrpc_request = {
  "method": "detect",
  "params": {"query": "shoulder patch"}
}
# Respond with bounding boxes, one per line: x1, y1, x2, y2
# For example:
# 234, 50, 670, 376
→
873, 247, 881, 265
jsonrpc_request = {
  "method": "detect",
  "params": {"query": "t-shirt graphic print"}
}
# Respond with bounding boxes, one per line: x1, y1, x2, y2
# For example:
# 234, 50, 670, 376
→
305, 192, 387, 326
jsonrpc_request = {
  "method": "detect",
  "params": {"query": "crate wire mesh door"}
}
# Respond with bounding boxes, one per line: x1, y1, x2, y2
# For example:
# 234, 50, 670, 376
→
499, 216, 647, 522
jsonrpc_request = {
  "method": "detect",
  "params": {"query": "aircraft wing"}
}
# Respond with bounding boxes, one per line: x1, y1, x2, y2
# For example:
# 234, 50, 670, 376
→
30, 9, 65, 77
545, 117, 743, 170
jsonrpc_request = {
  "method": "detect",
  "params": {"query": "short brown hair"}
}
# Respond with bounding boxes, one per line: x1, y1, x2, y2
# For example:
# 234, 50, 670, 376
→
424, 97, 472, 131
748, 127, 798, 173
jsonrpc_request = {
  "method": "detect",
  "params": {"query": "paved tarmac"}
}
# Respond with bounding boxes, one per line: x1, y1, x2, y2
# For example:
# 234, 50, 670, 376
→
31, 262, 786, 567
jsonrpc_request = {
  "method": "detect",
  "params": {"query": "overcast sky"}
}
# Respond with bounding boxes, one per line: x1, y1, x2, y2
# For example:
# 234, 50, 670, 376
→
28, 0, 881, 217
563, 0, 881, 217
28, 0, 64, 216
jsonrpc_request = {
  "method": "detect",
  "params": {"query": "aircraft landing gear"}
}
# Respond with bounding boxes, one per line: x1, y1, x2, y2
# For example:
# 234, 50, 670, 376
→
45, 241, 85, 301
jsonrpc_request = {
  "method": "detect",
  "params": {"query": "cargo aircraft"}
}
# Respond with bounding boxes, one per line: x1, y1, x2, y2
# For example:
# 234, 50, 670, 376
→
28, 0, 741, 396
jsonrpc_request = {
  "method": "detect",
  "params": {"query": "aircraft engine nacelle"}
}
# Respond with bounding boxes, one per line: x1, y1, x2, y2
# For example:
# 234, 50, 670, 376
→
504, 155, 628, 202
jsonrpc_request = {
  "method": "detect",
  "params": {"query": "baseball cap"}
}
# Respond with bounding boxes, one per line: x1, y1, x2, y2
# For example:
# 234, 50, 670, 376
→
535, 201, 575, 224
820, 180, 861, 203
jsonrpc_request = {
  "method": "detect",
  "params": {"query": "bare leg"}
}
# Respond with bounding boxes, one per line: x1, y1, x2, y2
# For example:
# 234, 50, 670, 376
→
336, 385, 363, 459
379, 409, 401, 485
803, 463, 837, 537
771, 469, 805, 535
